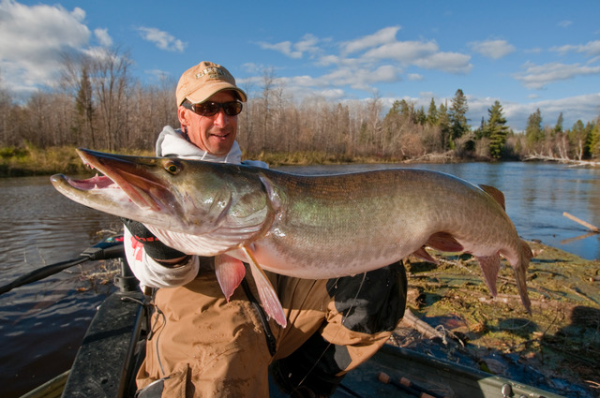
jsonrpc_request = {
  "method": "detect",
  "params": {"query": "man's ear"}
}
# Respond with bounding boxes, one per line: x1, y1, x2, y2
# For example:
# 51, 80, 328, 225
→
178, 106, 190, 126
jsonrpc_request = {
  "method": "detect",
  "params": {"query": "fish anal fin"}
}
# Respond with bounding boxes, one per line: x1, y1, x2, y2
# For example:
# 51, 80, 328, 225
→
426, 232, 464, 253
476, 254, 501, 297
241, 246, 287, 328
215, 254, 246, 302
411, 247, 438, 264
515, 239, 533, 313
479, 184, 506, 210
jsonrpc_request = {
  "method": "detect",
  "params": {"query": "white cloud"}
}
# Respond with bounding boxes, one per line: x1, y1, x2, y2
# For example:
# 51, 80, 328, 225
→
258, 40, 302, 59
558, 20, 573, 28
469, 39, 516, 59
295, 34, 321, 57
408, 73, 423, 81
413, 52, 472, 74
145, 69, 171, 80
315, 64, 402, 91
255, 26, 473, 98
0, 0, 90, 94
551, 40, 600, 57
513, 61, 600, 89
136, 27, 186, 52
364, 40, 439, 62
258, 34, 324, 60
341, 26, 401, 55
94, 28, 113, 47
362, 39, 472, 74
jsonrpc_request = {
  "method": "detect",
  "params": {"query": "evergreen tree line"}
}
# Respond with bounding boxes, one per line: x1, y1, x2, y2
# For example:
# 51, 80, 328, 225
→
0, 48, 598, 161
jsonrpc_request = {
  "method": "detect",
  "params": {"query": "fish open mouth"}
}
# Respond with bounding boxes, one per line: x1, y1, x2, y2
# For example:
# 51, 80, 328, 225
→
54, 148, 172, 212
65, 174, 119, 190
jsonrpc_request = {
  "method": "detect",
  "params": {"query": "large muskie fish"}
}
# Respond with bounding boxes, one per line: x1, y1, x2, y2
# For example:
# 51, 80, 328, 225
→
51, 149, 533, 327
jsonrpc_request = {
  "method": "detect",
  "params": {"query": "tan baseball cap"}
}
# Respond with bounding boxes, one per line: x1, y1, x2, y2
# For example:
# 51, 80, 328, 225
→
175, 61, 247, 106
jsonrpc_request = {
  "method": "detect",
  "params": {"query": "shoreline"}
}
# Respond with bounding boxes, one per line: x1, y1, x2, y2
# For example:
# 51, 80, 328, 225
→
0, 145, 507, 178
3, 145, 598, 178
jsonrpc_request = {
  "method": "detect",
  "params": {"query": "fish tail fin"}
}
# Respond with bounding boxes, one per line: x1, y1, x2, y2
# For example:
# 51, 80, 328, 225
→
242, 246, 287, 328
515, 239, 533, 313
215, 254, 247, 302
475, 254, 501, 297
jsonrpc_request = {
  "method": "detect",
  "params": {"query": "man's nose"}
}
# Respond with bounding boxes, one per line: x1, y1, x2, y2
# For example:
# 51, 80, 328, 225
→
213, 109, 229, 125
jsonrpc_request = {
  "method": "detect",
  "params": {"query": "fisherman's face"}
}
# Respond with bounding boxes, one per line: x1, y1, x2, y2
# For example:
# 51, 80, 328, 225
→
179, 90, 239, 156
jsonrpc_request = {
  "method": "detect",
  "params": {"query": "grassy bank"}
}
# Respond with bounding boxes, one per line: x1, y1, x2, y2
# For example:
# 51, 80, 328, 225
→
0, 146, 154, 177
392, 242, 600, 397
0, 146, 401, 177
0, 145, 467, 177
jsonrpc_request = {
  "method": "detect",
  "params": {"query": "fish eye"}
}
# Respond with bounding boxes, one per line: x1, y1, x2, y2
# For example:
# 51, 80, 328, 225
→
165, 160, 183, 175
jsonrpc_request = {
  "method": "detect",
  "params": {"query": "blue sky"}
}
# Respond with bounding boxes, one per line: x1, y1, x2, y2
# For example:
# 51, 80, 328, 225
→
1, 0, 599, 131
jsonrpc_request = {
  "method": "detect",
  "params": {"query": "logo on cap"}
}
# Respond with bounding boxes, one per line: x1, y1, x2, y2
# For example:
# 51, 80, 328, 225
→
195, 67, 228, 80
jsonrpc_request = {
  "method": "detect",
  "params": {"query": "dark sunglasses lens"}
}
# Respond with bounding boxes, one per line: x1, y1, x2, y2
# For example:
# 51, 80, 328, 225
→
195, 102, 220, 116
192, 102, 242, 116
223, 102, 243, 116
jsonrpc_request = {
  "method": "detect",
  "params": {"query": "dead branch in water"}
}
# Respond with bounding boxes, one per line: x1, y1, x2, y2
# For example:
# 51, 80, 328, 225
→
563, 212, 600, 233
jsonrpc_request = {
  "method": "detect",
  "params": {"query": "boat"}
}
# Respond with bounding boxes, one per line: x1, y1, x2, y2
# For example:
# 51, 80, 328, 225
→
17, 238, 566, 398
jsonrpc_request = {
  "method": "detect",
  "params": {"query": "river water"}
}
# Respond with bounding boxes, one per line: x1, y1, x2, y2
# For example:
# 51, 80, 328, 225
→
0, 161, 599, 397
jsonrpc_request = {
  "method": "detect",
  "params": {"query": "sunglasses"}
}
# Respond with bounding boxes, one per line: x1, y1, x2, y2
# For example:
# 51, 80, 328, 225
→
182, 101, 243, 117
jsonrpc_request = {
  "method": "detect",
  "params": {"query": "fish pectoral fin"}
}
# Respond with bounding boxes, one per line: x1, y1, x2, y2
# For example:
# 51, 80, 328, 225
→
411, 247, 439, 264
475, 254, 501, 297
215, 254, 247, 302
241, 246, 287, 328
426, 232, 464, 252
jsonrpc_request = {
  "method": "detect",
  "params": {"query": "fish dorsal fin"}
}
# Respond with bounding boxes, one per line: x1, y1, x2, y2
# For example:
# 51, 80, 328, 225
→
241, 246, 287, 328
479, 184, 506, 210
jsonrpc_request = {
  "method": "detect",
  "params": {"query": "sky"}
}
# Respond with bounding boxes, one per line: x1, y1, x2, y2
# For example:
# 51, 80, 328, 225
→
1, 0, 600, 132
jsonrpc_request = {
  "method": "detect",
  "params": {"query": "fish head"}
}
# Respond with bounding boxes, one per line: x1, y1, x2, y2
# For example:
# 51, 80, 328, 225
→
50, 149, 242, 235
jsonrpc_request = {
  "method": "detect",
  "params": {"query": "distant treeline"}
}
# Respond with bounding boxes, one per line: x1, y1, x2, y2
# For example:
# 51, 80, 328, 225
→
0, 47, 598, 163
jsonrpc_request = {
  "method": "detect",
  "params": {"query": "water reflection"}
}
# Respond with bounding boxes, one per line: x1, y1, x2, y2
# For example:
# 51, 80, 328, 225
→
0, 176, 121, 397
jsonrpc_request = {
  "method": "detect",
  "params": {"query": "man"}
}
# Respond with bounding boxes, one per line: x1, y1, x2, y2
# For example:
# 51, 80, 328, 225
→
124, 61, 407, 398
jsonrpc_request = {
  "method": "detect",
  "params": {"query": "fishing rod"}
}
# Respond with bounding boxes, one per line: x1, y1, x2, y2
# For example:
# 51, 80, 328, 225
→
0, 234, 124, 296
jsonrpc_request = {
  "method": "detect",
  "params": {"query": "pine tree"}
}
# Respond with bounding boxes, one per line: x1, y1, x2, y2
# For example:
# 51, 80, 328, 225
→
437, 103, 451, 150
398, 99, 413, 121
415, 106, 427, 125
449, 89, 469, 148
554, 112, 564, 134
486, 101, 509, 159
475, 117, 486, 139
525, 108, 543, 150
427, 98, 438, 125
589, 121, 599, 159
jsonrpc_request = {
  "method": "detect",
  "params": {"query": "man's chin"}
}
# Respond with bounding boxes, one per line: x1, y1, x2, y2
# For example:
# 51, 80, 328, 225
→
208, 140, 234, 156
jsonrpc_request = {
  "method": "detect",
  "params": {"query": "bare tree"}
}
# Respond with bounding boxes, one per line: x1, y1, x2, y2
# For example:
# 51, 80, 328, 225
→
90, 47, 133, 150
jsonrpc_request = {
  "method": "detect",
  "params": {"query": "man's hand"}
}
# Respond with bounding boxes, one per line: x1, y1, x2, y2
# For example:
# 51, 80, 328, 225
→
122, 218, 190, 266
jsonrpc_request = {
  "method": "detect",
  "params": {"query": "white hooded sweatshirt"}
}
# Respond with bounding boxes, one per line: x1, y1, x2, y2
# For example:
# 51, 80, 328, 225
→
125, 126, 267, 289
